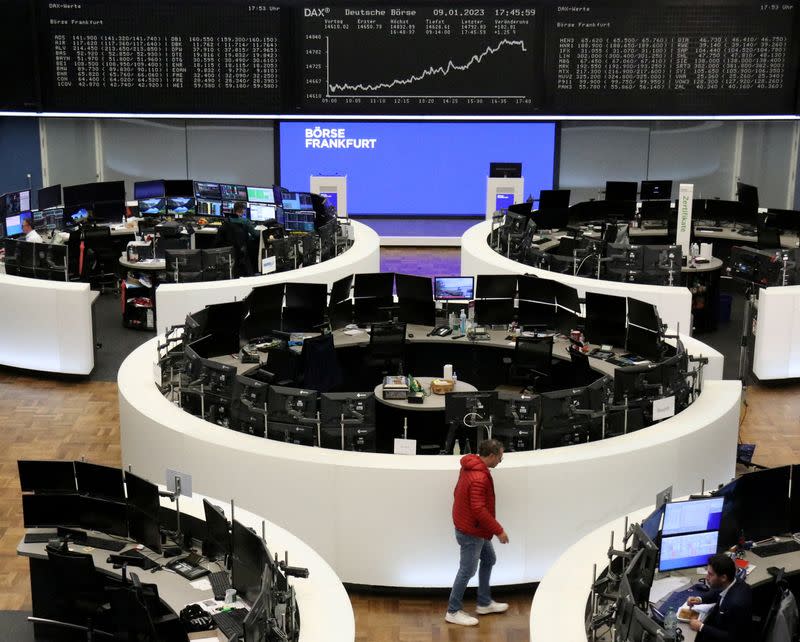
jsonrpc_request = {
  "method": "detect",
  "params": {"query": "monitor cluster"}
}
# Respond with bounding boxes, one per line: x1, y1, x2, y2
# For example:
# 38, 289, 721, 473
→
729, 246, 800, 287
18, 460, 302, 641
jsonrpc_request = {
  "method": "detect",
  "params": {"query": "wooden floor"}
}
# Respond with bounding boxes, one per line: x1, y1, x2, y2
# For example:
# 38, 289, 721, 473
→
0, 366, 797, 641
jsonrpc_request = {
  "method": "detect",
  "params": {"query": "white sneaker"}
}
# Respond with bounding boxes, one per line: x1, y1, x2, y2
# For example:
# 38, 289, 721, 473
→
476, 601, 509, 615
445, 610, 479, 626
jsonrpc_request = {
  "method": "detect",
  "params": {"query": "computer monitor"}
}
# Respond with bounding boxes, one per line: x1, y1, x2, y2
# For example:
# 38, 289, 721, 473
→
476, 275, 517, 299
605, 181, 638, 202
474, 299, 515, 326
220, 184, 248, 201
38, 184, 62, 210
165, 249, 203, 281
283, 282, 327, 331
517, 275, 556, 304
625, 541, 659, 608
138, 198, 166, 217
737, 182, 759, 211
195, 181, 222, 201
626, 325, 662, 362
662, 497, 724, 536
92, 200, 126, 223
494, 392, 537, 452
242, 572, 272, 642
267, 386, 318, 424
539, 387, 592, 449
445, 391, 498, 450
395, 274, 433, 302
249, 203, 276, 222
553, 282, 581, 315
63, 183, 94, 208
163, 180, 194, 198
489, 162, 522, 178
199, 359, 236, 399
234, 374, 269, 408
434, 276, 474, 301
4, 212, 25, 236
18, 460, 76, 493
279, 209, 315, 232
614, 575, 637, 640
75, 461, 125, 501
320, 392, 376, 451
1, 189, 31, 216
201, 247, 234, 281
627, 299, 661, 332
134, 180, 166, 200
77, 496, 129, 537
495, 192, 515, 212
22, 493, 82, 528
584, 292, 627, 347
639, 180, 672, 201
202, 498, 231, 563
613, 363, 663, 403
538, 189, 570, 209
247, 186, 277, 204
167, 197, 196, 218
640, 506, 664, 543
281, 192, 315, 211
197, 199, 223, 218
658, 530, 719, 572
93, 180, 125, 203
124, 471, 162, 553
232, 519, 268, 604
721, 465, 791, 543
354, 272, 394, 299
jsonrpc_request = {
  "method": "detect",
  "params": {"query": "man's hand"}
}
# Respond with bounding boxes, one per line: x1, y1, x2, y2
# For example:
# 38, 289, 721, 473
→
497, 531, 509, 544
688, 619, 703, 632
686, 597, 702, 606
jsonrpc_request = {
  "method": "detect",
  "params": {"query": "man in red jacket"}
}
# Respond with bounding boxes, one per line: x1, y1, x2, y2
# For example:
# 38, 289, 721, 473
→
445, 438, 509, 626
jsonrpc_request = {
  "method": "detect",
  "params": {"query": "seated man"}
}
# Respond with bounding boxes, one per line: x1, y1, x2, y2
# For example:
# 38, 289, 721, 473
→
22, 217, 43, 243
687, 553, 752, 642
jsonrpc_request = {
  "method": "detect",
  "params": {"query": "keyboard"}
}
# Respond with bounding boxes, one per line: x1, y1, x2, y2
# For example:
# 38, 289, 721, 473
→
212, 607, 248, 638
82, 536, 127, 552
209, 570, 232, 600
695, 226, 724, 232
753, 540, 800, 558
24, 532, 57, 544
658, 588, 695, 615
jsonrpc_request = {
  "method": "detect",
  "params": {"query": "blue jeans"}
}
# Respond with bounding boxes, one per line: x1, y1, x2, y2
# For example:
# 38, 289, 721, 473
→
447, 528, 496, 613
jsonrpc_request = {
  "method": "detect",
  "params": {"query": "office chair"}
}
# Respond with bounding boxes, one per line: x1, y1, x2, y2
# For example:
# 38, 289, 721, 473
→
506, 335, 554, 394
214, 221, 252, 277
82, 226, 119, 292
108, 573, 185, 642
757, 224, 781, 250
569, 347, 598, 387
366, 321, 407, 378
38, 547, 111, 640
300, 333, 343, 393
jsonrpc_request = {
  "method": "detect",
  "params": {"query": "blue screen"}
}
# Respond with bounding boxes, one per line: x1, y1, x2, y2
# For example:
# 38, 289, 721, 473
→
495, 193, 515, 212
279, 122, 556, 217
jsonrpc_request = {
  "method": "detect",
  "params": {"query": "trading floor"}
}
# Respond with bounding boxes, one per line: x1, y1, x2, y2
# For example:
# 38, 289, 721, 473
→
0, 247, 797, 642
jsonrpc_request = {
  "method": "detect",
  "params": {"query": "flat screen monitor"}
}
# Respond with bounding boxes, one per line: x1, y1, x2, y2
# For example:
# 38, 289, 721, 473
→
197, 199, 223, 218
641, 506, 664, 543
354, 272, 394, 299
18, 460, 76, 493
138, 198, 166, 217
434, 276, 474, 301
613, 363, 663, 403
628, 298, 661, 332
124, 471, 160, 519
63, 183, 94, 207
278, 209, 315, 232
489, 162, 522, 178
658, 530, 719, 572
232, 519, 267, 603
518, 275, 556, 303
128, 507, 162, 554
662, 497, 724, 536
94, 180, 126, 202
284, 282, 327, 331
167, 197, 196, 218
723, 465, 791, 542
75, 461, 125, 501
4, 212, 25, 236
584, 292, 627, 347
737, 182, 759, 210
445, 391, 498, 428
195, 181, 222, 201
267, 386, 319, 423
626, 325, 662, 362
476, 274, 517, 299
220, 184, 248, 201
22, 493, 82, 527
92, 201, 125, 223
495, 192, 515, 212
134, 180, 165, 200
553, 282, 581, 314
38, 184, 62, 210
639, 180, 672, 201
78, 497, 129, 537
202, 499, 231, 563
2, 189, 31, 216
330, 275, 353, 305
281, 192, 314, 211
319, 191, 338, 215
320, 392, 376, 451
538, 189, 570, 209
247, 186, 277, 204
163, 180, 194, 198
395, 274, 433, 302
605, 181, 638, 202
249, 203, 276, 222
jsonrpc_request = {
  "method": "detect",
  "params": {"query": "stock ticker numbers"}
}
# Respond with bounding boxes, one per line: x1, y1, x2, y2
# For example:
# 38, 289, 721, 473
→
299, 5, 544, 113
40, 1, 282, 113
546, 2, 799, 114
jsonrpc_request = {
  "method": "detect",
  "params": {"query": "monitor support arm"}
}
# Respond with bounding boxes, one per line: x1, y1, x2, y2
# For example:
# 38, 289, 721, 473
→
158, 475, 183, 546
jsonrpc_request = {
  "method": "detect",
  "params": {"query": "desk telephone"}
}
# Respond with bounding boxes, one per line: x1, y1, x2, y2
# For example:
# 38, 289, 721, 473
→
429, 325, 452, 337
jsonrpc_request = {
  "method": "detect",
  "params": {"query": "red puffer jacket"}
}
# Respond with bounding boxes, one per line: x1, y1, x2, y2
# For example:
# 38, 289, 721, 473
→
451, 454, 503, 540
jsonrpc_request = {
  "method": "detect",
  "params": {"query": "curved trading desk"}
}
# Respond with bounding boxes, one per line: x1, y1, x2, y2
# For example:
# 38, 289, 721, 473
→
461, 221, 694, 333
753, 284, 800, 380
0, 273, 98, 375
19, 487, 354, 642
155, 221, 380, 334
120, 329, 737, 588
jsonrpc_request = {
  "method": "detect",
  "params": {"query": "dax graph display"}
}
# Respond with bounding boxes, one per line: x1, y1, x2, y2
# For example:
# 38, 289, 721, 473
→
299, 5, 543, 113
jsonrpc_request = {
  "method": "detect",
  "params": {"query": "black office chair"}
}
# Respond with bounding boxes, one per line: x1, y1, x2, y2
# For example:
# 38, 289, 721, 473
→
215, 221, 252, 277
40, 547, 110, 640
757, 224, 782, 250
300, 333, 343, 393
506, 335, 554, 394
366, 321, 407, 377
82, 226, 119, 292
569, 347, 598, 387
108, 573, 185, 642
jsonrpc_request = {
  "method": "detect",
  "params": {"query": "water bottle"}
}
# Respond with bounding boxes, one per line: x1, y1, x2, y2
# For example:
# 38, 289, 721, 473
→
459, 309, 467, 335
663, 606, 677, 633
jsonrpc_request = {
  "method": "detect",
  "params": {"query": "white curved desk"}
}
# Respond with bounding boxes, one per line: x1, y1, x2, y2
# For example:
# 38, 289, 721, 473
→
120, 336, 739, 588
155, 220, 381, 334
461, 221, 693, 334
752, 284, 800, 380
0, 273, 98, 375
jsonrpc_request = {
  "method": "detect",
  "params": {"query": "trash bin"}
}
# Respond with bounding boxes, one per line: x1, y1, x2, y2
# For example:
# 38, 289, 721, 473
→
718, 293, 733, 323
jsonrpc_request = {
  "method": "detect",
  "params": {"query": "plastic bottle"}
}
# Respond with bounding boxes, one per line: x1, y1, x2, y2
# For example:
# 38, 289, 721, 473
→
459, 309, 467, 334
663, 606, 677, 632
453, 440, 461, 456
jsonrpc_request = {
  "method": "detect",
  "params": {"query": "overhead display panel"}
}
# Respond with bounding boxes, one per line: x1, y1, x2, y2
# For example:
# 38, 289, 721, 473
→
38, 0, 283, 114
297, 4, 544, 114
0, 0, 39, 110
545, 0, 800, 115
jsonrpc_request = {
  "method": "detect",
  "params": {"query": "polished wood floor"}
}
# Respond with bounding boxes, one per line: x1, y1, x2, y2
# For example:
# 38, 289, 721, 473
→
0, 366, 798, 641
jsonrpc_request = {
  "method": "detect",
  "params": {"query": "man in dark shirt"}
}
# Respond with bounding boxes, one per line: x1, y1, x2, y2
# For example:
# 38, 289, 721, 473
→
687, 554, 752, 642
